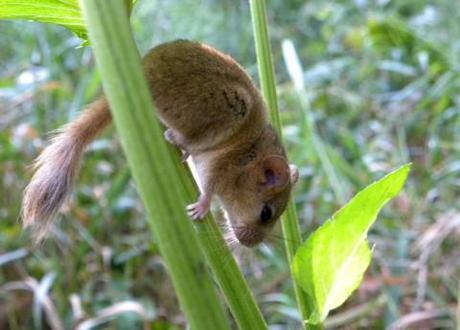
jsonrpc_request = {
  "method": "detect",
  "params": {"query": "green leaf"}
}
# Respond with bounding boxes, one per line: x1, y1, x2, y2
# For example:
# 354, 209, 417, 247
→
0, 0, 87, 40
292, 164, 411, 324
0, 0, 135, 41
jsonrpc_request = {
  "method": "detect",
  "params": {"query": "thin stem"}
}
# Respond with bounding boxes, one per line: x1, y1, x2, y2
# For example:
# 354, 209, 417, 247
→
249, 0, 315, 327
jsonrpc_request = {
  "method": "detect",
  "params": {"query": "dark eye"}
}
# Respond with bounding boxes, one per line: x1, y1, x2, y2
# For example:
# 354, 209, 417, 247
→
260, 204, 273, 225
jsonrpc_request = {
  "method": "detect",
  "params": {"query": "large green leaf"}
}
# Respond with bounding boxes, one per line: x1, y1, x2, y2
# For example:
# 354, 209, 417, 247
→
0, 0, 134, 41
0, 0, 86, 39
292, 164, 411, 324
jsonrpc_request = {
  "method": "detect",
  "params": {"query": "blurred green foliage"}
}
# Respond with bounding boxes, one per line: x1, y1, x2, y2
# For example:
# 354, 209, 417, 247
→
0, 0, 458, 328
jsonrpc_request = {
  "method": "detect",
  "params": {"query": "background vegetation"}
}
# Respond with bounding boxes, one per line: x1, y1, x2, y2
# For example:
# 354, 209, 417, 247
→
0, 0, 458, 328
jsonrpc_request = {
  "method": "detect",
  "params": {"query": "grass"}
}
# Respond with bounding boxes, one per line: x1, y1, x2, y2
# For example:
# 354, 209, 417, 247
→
0, 0, 459, 328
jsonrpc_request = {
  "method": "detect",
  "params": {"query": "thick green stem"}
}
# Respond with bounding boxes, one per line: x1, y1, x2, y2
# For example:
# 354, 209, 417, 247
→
249, 0, 318, 328
79, 1, 229, 329
80, 1, 266, 329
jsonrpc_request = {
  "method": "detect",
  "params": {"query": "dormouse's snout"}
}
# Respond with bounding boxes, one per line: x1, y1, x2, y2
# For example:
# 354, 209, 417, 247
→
234, 226, 265, 247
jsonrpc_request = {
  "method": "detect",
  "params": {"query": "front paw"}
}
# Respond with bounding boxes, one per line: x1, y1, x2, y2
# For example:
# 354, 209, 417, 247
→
164, 129, 177, 145
186, 194, 210, 220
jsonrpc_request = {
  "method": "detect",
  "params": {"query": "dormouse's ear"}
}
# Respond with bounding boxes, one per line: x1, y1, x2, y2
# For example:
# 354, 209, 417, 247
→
289, 164, 299, 184
261, 156, 290, 191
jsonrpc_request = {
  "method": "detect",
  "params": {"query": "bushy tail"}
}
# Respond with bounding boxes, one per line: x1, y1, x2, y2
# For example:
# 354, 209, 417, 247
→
22, 97, 112, 241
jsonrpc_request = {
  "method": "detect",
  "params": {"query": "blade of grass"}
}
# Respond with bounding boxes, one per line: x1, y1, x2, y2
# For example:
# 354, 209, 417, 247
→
281, 39, 347, 204
248, 0, 281, 127
79, 1, 229, 329
249, 1, 316, 328
79, 1, 266, 329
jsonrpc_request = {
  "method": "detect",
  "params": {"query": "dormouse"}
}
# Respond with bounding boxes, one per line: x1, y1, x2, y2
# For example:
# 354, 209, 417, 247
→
22, 40, 299, 246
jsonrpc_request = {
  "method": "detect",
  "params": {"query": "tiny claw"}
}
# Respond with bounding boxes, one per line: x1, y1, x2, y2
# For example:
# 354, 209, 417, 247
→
181, 151, 190, 162
164, 129, 190, 161
186, 194, 210, 220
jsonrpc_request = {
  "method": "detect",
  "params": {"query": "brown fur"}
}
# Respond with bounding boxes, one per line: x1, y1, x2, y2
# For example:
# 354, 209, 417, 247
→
22, 98, 111, 240
22, 40, 297, 245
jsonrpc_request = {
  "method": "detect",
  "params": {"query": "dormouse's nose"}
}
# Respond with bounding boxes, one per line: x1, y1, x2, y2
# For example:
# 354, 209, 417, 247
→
234, 226, 264, 247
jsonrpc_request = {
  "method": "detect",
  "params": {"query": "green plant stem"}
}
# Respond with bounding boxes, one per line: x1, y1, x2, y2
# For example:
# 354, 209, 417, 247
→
248, 0, 281, 127
249, 0, 316, 328
80, 1, 266, 329
79, 1, 230, 329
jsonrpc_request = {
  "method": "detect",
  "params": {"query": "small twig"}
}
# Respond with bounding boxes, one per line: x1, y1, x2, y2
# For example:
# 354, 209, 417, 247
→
413, 212, 460, 311
388, 308, 452, 330
0, 249, 29, 267
75, 301, 150, 330
0, 277, 64, 330
69, 294, 85, 326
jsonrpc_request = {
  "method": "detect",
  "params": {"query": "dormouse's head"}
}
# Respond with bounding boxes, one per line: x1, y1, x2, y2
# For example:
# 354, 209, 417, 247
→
223, 155, 299, 247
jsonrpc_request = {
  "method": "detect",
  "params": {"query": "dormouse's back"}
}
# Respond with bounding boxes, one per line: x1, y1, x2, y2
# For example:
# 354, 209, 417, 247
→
141, 40, 267, 152
143, 40, 255, 91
